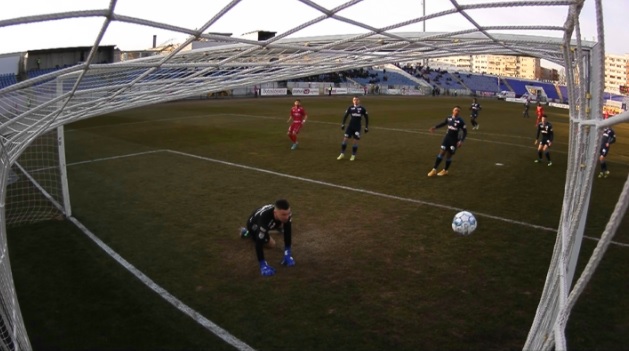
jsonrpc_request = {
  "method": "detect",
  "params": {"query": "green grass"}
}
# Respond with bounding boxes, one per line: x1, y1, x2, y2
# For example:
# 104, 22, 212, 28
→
7, 95, 629, 350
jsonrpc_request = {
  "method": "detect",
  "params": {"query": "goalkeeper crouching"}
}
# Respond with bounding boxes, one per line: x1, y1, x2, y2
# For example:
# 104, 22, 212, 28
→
239, 199, 295, 277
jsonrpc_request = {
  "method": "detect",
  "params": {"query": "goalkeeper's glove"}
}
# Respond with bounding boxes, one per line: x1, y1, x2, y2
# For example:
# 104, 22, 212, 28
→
341, 124, 345, 130
280, 248, 296, 267
259, 260, 276, 276
364, 127, 369, 133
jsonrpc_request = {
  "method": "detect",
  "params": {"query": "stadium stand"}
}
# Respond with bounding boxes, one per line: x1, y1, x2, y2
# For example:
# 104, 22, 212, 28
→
456, 73, 501, 93
0, 73, 18, 89
504, 78, 560, 100
605, 92, 627, 102
350, 67, 418, 86
26, 68, 61, 79
385, 64, 433, 89
423, 70, 465, 90
558, 85, 569, 103
498, 77, 512, 93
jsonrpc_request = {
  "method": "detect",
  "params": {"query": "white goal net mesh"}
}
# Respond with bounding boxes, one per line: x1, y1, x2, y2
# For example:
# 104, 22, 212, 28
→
1, 0, 628, 349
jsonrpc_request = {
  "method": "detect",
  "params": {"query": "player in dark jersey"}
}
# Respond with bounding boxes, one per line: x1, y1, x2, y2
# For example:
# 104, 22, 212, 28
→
523, 98, 531, 118
337, 96, 369, 161
239, 199, 295, 277
534, 114, 554, 166
469, 98, 481, 130
598, 127, 616, 178
427, 106, 468, 177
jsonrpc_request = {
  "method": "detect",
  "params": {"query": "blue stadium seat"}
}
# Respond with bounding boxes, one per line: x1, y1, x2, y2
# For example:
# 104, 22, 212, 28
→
456, 73, 500, 93
351, 68, 418, 86
505, 78, 560, 100
0, 73, 18, 89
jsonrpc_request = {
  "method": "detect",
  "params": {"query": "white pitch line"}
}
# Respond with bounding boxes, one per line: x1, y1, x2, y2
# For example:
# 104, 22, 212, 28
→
67, 150, 629, 247
66, 216, 257, 351
63, 147, 629, 347
59, 107, 629, 348
221, 113, 573, 153
162, 149, 629, 248
61, 110, 596, 158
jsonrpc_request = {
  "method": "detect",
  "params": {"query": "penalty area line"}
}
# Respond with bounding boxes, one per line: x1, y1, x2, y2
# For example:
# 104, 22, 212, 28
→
164, 149, 629, 248
68, 149, 629, 248
65, 216, 256, 351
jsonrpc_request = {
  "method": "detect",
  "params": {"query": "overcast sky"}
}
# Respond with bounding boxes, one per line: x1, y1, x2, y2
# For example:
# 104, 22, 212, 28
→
1, 0, 626, 58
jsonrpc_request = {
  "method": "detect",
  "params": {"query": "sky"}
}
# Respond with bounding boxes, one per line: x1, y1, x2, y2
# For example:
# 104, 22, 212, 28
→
1, 0, 627, 58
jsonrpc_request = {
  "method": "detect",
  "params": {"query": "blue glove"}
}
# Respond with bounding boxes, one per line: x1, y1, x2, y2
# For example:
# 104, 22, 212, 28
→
259, 261, 276, 276
280, 249, 296, 267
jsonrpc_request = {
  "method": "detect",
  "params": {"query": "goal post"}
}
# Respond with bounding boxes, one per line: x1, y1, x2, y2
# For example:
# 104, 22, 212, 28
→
0, 125, 71, 350
5, 127, 70, 226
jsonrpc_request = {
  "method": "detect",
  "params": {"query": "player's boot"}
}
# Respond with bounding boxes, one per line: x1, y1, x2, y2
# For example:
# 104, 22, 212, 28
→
350, 155, 356, 161
598, 172, 604, 178
291, 143, 298, 150
337, 153, 345, 160
427, 168, 437, 177
534, 159, 541, 163
604, 170, 610, 178
437, 169, 448, 176
547, 161, 553, 166
239, 227, 249, 239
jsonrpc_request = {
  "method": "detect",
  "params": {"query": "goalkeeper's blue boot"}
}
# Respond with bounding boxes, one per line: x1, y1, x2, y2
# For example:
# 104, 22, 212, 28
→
291, 143, 298, 150
239, 227, 249, 239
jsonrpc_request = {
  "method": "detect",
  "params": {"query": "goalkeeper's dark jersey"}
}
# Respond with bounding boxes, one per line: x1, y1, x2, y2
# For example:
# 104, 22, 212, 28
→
246, 204, 292, 261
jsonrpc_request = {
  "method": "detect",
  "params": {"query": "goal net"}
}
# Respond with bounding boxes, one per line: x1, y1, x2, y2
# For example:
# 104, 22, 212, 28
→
1, 0, 627, 349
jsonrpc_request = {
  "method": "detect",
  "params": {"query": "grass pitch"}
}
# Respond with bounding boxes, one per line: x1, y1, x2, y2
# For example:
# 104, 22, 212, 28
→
8, 95, 629, 350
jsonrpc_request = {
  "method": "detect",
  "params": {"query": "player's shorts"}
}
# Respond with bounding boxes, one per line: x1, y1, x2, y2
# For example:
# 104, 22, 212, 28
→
471, 112, 479, 118
288, 122, 303, 134
440, 136, 459, 154
540, 138, 552, 146
246, 222, 271, 244
344, 126, 361, 140
600, 146, 610, 157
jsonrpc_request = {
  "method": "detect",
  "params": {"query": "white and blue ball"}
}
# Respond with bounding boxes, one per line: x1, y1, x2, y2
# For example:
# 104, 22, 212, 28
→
452, 211, 477, 235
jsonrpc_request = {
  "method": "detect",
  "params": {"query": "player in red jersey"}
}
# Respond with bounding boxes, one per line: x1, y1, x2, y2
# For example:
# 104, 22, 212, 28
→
535, 102, 544, 126
287, 99, 308, 150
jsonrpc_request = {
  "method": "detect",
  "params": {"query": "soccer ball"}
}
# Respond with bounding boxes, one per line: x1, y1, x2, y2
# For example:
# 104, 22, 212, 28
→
452, 211, 477, 235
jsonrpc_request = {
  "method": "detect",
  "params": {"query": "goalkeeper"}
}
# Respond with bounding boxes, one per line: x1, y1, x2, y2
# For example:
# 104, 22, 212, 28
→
239, 199, 295, 277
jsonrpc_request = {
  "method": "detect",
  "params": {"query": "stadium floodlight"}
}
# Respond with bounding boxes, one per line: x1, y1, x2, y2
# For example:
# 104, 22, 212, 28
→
0, 0, 628, 349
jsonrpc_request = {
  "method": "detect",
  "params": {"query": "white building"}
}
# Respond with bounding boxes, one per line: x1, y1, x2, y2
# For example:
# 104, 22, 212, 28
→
429, 55, 541, 80
604, 53, 629, 94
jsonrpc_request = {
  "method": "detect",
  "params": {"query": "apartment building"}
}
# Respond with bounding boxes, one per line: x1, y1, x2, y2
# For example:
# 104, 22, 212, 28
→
604, 53, 629, 94
430, 55, 541, 79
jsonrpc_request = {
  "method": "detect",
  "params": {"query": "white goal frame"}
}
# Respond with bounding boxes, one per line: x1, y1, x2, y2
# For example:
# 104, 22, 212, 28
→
1, 1, 628, 349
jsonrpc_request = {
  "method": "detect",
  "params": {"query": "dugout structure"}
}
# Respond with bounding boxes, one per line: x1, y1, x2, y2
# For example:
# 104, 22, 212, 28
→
0, 1, 628, 349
